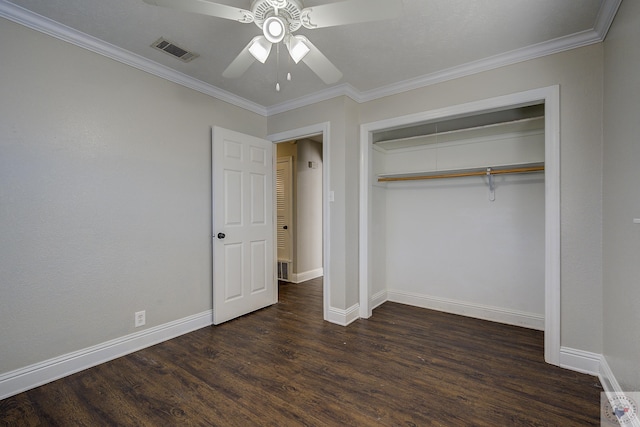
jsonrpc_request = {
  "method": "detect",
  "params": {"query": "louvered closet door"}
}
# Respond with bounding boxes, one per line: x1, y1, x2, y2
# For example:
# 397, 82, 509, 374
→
276, 157, 293, 262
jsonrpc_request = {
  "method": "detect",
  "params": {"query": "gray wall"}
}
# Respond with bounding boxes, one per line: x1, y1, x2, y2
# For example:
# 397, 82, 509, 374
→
295, 139, 323, 277
602, 0, 640, 391
0, 19, 267, 373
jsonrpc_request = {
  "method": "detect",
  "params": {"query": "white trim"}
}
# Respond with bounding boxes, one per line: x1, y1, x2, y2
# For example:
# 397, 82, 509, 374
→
290, 268, 323, 284
0, 0, 621, 117
600, 356, 623, 395
268, 122, 331, 323
599, 357, 640, 427
594, 0, 623, 37
266, 83, 361, 116
359, 86, 561, 365
371, 290, 387, 310
326, 303, 360, 326
0, 0, 267, 117
0, 310, 213, 400
559, 347, 602, 376
359, 120, 373, 319
354, 31, 600, 105
387, 290, 544, 331
543, 86, 561, 366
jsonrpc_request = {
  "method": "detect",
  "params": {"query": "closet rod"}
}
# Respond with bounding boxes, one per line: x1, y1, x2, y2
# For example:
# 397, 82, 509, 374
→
377, 165, 544, 183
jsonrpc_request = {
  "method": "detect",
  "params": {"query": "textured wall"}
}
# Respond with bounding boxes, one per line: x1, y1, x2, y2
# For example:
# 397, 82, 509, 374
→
602, 0, 640, 391
0, 19, 267, 373
295, 139, 323, 276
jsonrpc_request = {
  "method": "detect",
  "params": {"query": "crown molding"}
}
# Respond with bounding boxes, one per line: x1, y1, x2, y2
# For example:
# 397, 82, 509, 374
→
0, 0, 621, 117
265, 83, 361, 116
265, 0, 621, 113
356, 29, 603, 104
0, 0, 268, 117
594, 0, 622, 37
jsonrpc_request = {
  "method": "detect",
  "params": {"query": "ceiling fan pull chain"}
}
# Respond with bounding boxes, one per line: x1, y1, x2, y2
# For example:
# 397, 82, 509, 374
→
276, 42, 281, 92
286, 41, 292, 81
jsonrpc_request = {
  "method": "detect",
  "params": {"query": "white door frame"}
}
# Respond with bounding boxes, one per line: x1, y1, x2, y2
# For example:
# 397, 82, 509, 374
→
359, 86, 561, 366
268, 122, 330, 322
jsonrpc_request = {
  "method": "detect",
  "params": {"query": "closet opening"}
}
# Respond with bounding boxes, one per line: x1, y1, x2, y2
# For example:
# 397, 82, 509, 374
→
359, 87, 560, 366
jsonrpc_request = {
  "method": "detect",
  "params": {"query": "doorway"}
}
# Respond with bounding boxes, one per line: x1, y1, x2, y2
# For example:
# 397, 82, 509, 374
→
276, 138, 323, 283
269, 122, 330, 321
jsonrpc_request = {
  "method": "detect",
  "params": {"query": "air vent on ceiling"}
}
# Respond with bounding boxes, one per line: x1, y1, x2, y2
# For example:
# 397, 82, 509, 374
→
151, 38, 199, 63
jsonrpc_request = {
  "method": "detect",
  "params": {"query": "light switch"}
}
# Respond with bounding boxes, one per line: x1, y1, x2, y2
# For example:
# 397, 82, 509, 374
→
634, 218, 640, 224
329, 191, 335, 202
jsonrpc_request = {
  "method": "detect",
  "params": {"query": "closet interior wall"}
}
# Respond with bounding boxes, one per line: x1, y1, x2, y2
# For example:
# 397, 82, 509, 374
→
372, 115, 546, 330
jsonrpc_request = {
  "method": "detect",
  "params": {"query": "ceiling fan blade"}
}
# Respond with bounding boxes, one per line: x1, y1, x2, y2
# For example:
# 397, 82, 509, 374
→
222, 37, 263, 78
297, 36, 342, 85
300, 0, 402, 29
143, 0, 254, 23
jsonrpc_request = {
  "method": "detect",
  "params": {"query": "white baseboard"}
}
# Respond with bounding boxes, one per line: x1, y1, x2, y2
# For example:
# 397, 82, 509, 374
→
559, 347, 601, 375
380, 291, 605, 377
371, 290, 387, 310
600, 355, 623, 395
599, 356, 640, 427
326, 303, 360, 326
387, 289, 544, 330
0, 310, 213, 400
290, 268, 323, 284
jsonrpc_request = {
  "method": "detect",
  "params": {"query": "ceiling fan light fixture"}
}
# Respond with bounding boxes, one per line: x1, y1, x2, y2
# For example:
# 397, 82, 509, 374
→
263, 16, 286, 43
248, 37, 272, 63
287, 35, 310, 63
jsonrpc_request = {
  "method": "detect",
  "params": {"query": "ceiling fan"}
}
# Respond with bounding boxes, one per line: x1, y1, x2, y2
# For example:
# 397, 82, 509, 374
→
143, 0, 403, 85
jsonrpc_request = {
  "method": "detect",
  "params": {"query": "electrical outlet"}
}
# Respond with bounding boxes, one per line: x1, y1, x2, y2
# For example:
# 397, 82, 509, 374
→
135, 310, 146, 327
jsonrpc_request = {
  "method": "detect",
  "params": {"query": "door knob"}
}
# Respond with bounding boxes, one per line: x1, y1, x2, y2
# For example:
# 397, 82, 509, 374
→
217, 232, 226, 239
283, 225, 288, 230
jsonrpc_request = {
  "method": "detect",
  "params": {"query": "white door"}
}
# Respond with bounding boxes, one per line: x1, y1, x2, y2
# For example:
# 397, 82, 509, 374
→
212, 126, 275, 325
276, 157, 293, 262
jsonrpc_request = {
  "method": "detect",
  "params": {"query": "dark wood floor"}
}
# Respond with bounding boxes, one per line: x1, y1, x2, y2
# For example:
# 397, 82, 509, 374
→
1, 278, 602, 426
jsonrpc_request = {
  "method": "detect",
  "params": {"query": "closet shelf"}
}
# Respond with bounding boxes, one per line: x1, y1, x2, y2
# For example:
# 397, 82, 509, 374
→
377, 162, 544, 183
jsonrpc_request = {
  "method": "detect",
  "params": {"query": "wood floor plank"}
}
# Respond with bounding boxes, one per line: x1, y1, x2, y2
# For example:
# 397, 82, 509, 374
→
0, 278, 602, 426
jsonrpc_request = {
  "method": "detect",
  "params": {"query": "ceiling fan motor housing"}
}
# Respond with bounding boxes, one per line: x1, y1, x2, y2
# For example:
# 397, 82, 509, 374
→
252, 0, 303, 33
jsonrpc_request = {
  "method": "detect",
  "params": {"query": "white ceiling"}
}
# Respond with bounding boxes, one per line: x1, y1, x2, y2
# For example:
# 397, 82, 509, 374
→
1, 0, 619, 114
